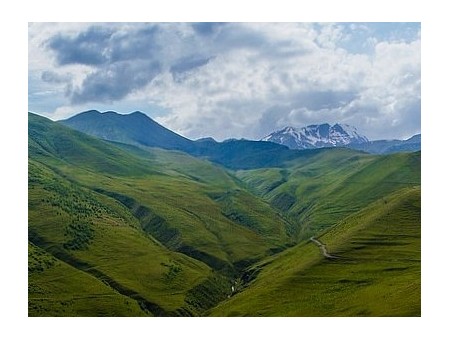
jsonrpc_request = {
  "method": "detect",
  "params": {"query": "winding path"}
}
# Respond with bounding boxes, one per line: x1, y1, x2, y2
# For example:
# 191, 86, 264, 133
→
310, 237, 337, 259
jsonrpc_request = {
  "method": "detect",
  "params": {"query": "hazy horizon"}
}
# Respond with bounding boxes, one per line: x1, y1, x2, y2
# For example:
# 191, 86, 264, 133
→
28, 109, 420, 142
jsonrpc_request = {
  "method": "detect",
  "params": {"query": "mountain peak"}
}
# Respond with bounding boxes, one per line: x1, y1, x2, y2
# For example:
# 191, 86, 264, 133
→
280, 126, 297, 132
60, 110, 194, 151
261, 123, 369, 150
71, 110, 148, 119
196, 137, 217, 143
129, 111, 147, 117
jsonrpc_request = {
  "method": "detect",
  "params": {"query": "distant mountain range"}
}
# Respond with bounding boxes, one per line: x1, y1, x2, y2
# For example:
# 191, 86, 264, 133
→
60, 110, 298, 170
261, 123, 420, 154
60, 111, 420, 157
349, 134, 421, 154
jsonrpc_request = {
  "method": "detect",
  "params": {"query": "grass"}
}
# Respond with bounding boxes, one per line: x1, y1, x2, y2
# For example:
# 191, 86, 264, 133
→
237, 148, 420, 240
28, 113, 421, 316
209, 186, 420, 316
28, 243, 147, 316
28, 113, 295, 315
29, 159, 213, 315
29, 113, 154, 177
30, 114, 293, 268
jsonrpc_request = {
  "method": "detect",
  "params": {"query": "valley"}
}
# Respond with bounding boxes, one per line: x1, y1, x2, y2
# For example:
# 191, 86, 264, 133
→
28, 111, 421, 317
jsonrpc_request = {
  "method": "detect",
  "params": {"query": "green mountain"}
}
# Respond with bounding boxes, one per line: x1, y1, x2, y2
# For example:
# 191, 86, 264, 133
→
236, 148, 420, 239
29, 112, 420, 316
28, 155, 212, 316
29, 113, 293, 316
60, 110, 195, 152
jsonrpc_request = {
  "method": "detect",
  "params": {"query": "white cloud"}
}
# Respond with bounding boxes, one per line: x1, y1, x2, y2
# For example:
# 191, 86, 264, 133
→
141, 25, 420, 140
28, 22, 421, 140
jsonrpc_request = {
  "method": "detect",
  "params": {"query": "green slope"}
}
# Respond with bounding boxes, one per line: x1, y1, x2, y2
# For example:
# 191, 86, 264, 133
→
29, 159, 213, 315
29, 112, 154, 177
209, 186, 421, 316
29, 242, 147, 316
236, 148, 420, 239
29, 112, 420, 316
42, 114, 291, 265
28, 113, 294, 315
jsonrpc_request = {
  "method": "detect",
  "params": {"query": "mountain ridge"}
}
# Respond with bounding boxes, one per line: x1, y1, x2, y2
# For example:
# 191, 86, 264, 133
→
57, 110, 301, 170
60, 110, 195, 152
261, 123, 369, 149
57, 111, 420, 155
262, 122, 420, 154
350, 133, 421, 154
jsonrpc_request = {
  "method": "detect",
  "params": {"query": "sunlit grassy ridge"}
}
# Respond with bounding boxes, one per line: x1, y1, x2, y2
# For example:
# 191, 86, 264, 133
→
209, 186, 420, 316
236, 148, 420, 239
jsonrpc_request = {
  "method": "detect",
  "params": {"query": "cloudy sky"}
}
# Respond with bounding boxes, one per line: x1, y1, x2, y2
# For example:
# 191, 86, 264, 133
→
28, 22, 420, 141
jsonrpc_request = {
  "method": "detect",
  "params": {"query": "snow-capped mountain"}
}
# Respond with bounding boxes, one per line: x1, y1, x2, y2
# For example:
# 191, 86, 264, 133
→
261, 123, 369, 149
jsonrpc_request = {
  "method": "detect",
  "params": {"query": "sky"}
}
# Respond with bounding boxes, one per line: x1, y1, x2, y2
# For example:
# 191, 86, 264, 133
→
28, 22, 421, 141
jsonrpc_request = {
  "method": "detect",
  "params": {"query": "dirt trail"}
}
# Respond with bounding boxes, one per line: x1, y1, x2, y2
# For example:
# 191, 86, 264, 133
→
310, 237, 337, 259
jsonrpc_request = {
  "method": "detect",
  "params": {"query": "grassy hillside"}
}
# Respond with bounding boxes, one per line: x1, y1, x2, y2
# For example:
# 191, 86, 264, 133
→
29, 159, 214, 315
29, 112, 420, 316
209, 186, 421, 316
30, 113, 292, 263
236, 148, 420, 239
28, 113, 294, 315
29, 112, 154, 177
29, 242, 147, 316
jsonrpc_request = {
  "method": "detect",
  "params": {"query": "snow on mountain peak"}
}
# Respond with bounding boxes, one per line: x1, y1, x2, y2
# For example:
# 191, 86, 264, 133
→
261, 123, 368, 150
